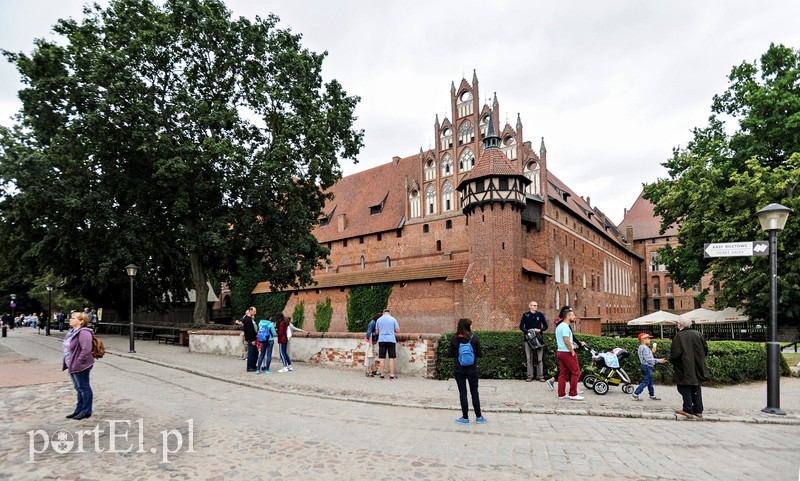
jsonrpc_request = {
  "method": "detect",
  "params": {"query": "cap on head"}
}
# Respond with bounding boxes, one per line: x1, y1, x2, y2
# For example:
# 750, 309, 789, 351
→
637, 333, 653, 341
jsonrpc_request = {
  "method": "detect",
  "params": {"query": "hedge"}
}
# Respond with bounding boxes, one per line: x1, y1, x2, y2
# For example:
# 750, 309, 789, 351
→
436, 330, 791, 384
314, 298, 333, 332
291, 301, 305, 329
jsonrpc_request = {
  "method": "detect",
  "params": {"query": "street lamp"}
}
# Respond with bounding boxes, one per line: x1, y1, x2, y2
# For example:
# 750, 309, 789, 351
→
756, 203, 793, 416
10, 294, 16, 322
46, 285, 53, 336
125, 264, 139, 353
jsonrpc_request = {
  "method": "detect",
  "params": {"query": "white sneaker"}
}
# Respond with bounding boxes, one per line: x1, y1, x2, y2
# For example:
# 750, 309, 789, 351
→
278, 367, 289, 373
568, 395, 585, 401
288, 366, 293, 371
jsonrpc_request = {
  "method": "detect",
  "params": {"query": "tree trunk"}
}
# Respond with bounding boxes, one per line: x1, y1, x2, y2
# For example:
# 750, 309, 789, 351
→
190, 251, 209, 325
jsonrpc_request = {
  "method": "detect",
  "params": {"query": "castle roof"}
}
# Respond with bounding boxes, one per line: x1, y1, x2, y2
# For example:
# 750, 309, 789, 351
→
618, 191, 678, 240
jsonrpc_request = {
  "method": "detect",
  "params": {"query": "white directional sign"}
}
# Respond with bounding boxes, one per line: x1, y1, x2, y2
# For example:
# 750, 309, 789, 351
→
704, 241, 769, 258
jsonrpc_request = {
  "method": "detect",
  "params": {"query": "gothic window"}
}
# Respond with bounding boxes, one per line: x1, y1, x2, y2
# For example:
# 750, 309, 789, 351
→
440, 128, 452, 150
458, 120, 474, 145
583, 273, 587, 289
524, 160, 540, 195
555, 288, 561, 311
457, 90, 473, 117
385, 257, 391, 268
424, 159, 436, 181
501, 136, 517, 160
409, 190, 420, 218
426, 184, 437, 215
479, 115, 489, 138
441, 154, 453, 176
441, 181, 454, 212
459, 148, 475, 172
563, 259, 569, 285
554, 255, 561, 283
359, 255, 366, 270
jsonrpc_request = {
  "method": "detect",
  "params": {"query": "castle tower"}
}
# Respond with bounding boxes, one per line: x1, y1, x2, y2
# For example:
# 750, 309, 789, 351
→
457, 114, 531, 330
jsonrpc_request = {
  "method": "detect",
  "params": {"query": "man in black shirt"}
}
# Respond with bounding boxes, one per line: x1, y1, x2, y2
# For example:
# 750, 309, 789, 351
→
241, 306, 258, 372
519, 301, 548, 382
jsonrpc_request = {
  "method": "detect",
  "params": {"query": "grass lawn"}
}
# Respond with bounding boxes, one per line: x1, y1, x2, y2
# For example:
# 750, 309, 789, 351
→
783, 353, 800, 366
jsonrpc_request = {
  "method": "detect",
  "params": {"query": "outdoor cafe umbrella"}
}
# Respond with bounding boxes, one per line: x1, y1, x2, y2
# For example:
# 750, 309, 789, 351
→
626, 310, 680, 338
683, 308, 717, 323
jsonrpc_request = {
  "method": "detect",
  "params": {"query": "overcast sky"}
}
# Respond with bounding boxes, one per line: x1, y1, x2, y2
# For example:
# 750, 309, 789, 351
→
2, 1, 799, 224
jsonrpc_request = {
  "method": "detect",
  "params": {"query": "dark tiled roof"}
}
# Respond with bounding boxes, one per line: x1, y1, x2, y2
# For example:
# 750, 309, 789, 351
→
618, 191, 678, 240
252, 261, 469, 293
313, 155, 420, 243
458, 148, 525, 189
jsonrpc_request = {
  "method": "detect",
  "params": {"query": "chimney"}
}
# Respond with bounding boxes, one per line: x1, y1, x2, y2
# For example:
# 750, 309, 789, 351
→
626, 226, 634, 246
624, 208, 628, 217
337, 214, 347, 233
392, 155, 400, 166
586, 196, 591, 206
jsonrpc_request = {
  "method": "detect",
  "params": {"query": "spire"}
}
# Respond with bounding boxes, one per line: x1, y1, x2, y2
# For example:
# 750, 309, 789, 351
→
451, 81, 456, 93
539, 137, 547, 154
435, 114, 440, 129
492, 92, 498, 108
484, 113, 501, 151
472, 69, 478, 84
419, 146, 424, 159
516, 113, 523, 130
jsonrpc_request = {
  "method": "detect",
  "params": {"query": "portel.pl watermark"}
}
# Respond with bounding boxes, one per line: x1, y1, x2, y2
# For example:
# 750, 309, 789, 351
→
28, 418, 194, 463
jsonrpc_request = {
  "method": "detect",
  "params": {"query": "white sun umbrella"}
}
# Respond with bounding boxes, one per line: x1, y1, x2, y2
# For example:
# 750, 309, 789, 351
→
683, 308, 717, 323
627, 310, 680, 338
704, 307, 749, 324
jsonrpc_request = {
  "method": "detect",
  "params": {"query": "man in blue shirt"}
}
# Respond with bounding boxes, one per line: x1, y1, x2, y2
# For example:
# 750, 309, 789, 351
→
375, 309, 400, 379
519, 301, 548, 382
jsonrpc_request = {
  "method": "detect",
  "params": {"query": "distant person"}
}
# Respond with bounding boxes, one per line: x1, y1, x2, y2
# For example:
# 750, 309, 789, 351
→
364, 312, 381, 377
555, 305, 583, 400
286, 316, 304, 358
240, 307, 258, 372
375, 308, 399, 379
255, 317, 277, 374
56, 310, 66, 332
276, 313, 294, 372
631, 333, 666, 401
519, 301, 548, 382
449, 318, 487, 425
63, 311, 94, 420
671, 316, 710, 419
90, 308, 99, 330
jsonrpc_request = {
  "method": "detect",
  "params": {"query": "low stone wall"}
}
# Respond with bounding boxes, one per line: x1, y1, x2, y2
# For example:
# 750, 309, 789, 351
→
188, 330, 441, 378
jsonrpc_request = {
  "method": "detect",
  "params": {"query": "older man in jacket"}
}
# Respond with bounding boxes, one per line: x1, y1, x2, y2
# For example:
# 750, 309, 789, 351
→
671, 316, 710, 419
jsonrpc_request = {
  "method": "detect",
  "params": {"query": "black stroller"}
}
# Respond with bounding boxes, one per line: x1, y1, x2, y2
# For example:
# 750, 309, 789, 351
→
581, 344, 635, 395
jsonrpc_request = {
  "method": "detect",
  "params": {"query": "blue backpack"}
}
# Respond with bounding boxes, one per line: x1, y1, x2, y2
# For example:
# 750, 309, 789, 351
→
257, 322, 271, 342
458, 334, 475, 366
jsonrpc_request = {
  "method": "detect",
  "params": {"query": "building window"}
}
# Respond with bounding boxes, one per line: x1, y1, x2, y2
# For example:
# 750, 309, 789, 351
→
441, 154, 453, 176
563, 259, 569, 285
423, 224, 429, 233
385, 257, 391, 268
693, 283, 701, 292
583, 273, 587, 289
694, 299, 701, 309
319, 216, 329, 227
668, 299, 675, 310
377, 233, 382, 241
445, 220, 452, 229
554, 255, 561, 283
436, 240, 442, 251
501, 136, 517, 160
425, 159, 436, 181
370, 204, 383, 215
479, 114, 489, 138
654, 299, 661, 310
498, 177, 509, 190
426, 184, 437, 215
359, 256, 366, 269
440, 127, 453, 150
359, 236, 364, 244
666, 281, 673, 294
523, 161, 540, 196
409, 190, 420, 218
343, 239, 348, 248
556, 288, 561, 310
653, 282, 660, 295
459, 148, 475, 172
441, 180, 454, 212
457, 91, 474, 118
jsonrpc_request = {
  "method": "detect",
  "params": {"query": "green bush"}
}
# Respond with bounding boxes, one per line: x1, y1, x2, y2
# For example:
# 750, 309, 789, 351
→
314, 298, 333, 332
291, 301, 305, 329
436, 330, 787, 384
346, 283, 391, 333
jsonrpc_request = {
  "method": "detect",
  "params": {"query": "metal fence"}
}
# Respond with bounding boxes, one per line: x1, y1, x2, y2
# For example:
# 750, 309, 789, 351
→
602, 322, 767, 341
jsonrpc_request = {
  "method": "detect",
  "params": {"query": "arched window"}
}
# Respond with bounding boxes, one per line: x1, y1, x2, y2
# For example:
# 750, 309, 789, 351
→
441, 154, 453, 176
457, 91, 473, 117
583, 273, 587, 289
359, 255, 366, 270
479, 115, 490, 138
555, 288, 561, 311
603, 259, 608, 292
566, 289, 571, 308
563, 259, 570, 285
554, 255, 561, 283
424, 159, 436, 181
385, 257, 391, 268
409, 190, 420, 218
524, 160, 540, 195
441, 181, 453, 212
459, 148, 475, 172
426, 184, 437, 215
440, 127, 452, 150
458, 120, 474, 145
501, 136, 517, 160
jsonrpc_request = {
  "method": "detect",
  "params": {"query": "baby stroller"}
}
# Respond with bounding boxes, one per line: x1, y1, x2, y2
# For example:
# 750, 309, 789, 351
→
581, 344, 635, 395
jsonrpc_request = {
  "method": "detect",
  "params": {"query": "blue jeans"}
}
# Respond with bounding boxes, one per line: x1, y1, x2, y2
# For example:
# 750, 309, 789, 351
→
70, 366, 93, 415
634, 364, 655, 397
279, 343, 291, 368
246, 343, 258, 371
454, 367, 482, 419
257, 341, 274, 371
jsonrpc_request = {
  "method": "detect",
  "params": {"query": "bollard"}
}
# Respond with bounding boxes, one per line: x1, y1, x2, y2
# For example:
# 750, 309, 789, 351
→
2, 324, 6, 337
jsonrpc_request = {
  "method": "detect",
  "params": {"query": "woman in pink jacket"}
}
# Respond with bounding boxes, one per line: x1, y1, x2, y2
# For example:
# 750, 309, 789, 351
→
63, 311, 95, 420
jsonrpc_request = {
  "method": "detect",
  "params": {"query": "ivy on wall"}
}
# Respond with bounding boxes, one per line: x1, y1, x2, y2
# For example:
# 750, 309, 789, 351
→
229, 257, 289, 321
314, 297, 333, 332
346, 283, 392, 332
292, 300, 305, 329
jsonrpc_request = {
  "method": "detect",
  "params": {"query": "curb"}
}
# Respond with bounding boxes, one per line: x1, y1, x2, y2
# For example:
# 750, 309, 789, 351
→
106, 349, 800, 426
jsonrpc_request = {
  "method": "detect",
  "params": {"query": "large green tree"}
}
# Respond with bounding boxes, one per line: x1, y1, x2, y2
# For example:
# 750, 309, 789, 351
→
644, 43, 800, 323
0, 0, 362, 322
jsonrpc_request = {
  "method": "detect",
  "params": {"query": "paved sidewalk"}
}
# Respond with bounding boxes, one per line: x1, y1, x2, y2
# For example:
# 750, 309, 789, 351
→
11, 328, 800, 425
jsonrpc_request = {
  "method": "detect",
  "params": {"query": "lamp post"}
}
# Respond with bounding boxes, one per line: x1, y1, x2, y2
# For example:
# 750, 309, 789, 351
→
10, 294, 16, 322
46, 285, 53, 336
756, 203, 793, 415
125, 264, 139, 353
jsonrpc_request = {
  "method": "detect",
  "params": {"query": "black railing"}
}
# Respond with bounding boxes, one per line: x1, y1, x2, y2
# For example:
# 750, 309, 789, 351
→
602, 321, 767, 341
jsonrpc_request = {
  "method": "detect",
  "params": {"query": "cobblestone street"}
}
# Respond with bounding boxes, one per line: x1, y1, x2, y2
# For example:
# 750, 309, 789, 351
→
1, 331, 797, 480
